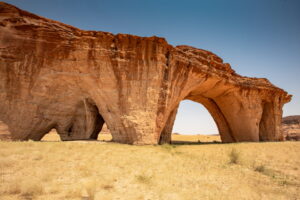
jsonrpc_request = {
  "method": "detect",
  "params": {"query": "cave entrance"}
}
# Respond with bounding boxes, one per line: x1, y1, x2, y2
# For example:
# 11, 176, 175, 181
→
171, 100, 220, 144
41, 99, 112, 142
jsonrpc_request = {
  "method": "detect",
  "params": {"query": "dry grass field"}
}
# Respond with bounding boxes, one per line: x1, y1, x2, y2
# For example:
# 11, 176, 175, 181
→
0, 132, 299, 200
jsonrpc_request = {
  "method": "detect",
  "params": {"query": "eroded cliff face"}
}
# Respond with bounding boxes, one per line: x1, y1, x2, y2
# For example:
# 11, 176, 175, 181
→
0, 2, 291, 144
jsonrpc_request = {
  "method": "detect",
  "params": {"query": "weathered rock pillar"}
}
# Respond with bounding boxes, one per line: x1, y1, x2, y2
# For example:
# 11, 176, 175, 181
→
259, 95, 288, 141
159, 106, 179, 144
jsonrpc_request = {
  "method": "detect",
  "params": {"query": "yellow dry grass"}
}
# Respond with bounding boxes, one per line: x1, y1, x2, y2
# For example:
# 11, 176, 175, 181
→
0, 133, 299, 200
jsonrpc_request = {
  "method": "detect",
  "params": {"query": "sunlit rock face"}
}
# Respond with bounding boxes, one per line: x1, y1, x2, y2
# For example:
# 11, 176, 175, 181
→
282, 116, 300, 141
0, 2, 291, 144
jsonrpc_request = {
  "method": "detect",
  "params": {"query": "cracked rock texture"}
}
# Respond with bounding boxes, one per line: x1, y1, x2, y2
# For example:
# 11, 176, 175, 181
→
0, 2, 292, 144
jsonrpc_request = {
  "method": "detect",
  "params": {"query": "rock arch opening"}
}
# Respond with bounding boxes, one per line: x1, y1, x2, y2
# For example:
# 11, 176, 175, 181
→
173, 100, 218, 135
173, 100, 219, 141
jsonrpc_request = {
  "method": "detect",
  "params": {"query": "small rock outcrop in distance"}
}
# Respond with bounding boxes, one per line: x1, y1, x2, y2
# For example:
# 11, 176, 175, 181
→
282, 116, 300, 141
0, 2, 292, 144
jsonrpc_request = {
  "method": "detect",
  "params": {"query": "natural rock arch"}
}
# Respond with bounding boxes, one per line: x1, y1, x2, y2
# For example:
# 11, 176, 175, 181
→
0, 2, 291, 144
159, 99, 226, 144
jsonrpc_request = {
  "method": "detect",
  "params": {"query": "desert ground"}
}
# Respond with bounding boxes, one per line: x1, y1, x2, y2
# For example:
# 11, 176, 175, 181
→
0, 131, 299, 200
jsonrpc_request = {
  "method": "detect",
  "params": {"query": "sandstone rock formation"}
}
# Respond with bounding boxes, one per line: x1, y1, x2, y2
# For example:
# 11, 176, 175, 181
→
282, 116, 300, 141
0, 2, 292, 144
0, 120, 10, 140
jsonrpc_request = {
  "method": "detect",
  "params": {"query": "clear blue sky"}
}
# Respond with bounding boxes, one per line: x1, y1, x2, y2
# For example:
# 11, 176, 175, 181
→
4, 0, 300, 134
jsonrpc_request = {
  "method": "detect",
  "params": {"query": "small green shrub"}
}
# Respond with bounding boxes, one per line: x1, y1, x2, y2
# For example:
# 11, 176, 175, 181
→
161, 144, 177, 152
136, 174, 152, 185
229, 148, 240, 164
254, 165, 266, 173
102, 184, 114, 190
254, 164, 274, 177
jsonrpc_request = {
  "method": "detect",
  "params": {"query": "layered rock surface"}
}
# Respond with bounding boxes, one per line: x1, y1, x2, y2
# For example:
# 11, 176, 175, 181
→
282, 116, 300, 141
0, 2, 292, 144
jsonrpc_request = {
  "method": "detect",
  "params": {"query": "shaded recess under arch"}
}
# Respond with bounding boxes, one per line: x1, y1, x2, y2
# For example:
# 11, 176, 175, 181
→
56, 99, 106, 141
32, 99, 107, 141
